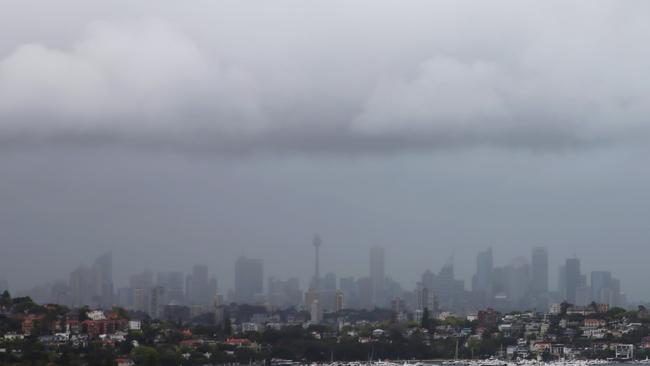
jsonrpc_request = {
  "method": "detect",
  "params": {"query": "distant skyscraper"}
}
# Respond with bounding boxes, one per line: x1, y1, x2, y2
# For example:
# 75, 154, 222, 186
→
234, 256, 263, 304
322, 272, 337, 291
590, 271, 612, 304
369, 246, 385, 306
310, 299, 323, 323
433, 258, 464, 310
421, 270, 435, 292
157, 271, 185, 305
93, 252, 114, 308
208, 276, 218, 305
150, 286, 165, 318
475, 247, 493, 296
311, 234, 321, 290
564, 257, 581, 304
69, 265, 94, 307
189, 265, 209, 307
129, 269, 153, 313
507, 257, 530, 308
531, 247, 548, 295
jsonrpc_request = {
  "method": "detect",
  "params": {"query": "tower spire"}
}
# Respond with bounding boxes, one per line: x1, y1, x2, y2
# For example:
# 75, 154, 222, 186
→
312, 234, 321, 290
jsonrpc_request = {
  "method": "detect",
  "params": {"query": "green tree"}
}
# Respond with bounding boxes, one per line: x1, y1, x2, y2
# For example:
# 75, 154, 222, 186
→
132, 346, 160, 366
0, 290, 10, 307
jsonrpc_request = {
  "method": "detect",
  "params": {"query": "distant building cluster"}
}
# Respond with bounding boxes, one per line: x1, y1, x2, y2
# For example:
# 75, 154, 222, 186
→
8, 240, 629, 323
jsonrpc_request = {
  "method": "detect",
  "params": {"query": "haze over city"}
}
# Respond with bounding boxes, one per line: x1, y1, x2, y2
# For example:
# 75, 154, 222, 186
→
2, 0, 650, 306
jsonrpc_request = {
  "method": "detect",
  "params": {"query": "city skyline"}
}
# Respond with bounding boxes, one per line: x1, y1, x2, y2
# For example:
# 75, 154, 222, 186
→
3, 0, 650, 311
3, 1, 650, 363
3, 241, 633, 315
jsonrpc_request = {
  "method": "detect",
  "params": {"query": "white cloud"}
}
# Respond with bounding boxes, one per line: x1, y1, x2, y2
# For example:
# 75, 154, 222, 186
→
0, 19, 266, 145
1, 1, 650, 153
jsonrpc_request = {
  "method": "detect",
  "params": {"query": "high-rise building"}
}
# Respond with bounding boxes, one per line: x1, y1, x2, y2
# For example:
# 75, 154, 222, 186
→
335, 291, 344, 312
507, 257, 530, 309
433, 259, 464, 310
369, 246, 385, 306
475, 247, 493, 296
150, 286, 165, 318
564, 257, 581, 304
322, 272, 337, 291
234, 256, 263, 304
129, 270, 153, 313
93, 252, 114, 308
311, 234, 321, 290
189, 265, 209, 307
531, 247, 548, 295
133, 288, 148, 313
157, 271, 185, 305
421, 270, 435, 292
69, 265, 94, 307
310, 299, 323, 323
591, 271, 611, 304
208, 276, 218, 305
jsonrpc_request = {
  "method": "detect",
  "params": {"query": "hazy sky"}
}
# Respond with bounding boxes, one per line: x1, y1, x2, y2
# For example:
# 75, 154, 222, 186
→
1, 1, 650, 301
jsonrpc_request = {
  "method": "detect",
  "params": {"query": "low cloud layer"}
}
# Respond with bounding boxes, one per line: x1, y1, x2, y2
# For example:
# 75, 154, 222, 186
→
1, 1, 650, 154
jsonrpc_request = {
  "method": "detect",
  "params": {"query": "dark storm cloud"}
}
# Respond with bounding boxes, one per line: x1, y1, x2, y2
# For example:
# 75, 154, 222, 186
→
1, 1, 650, 154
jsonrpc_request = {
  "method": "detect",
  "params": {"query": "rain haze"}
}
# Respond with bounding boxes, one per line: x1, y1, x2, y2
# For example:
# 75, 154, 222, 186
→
2, 0, 650, 305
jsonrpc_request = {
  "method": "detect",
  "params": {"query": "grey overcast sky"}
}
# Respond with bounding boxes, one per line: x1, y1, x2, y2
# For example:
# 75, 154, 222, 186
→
1, 0, 650, 301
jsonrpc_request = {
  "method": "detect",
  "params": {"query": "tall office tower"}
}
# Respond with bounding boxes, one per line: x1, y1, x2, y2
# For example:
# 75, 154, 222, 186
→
150, 286, 165, 318
564, 257, 581, 304
322, 272, 337, 291
234, 256, 263, 304
335, 291, 344, 312
129, 270, 153, 312
318, 272, 339, 311
531, 247, 549, 295
157, 271, 185, 305
416, 280, 436, 311
384, 277, 403, 303
590, 271, 611, 303
69, 265, 94, 307
475, 247, 494, 296
421, 270, 435, 292
189, 265, 209, 307
208, 276, 218, 305
369, 245, 385, 306
433, 259, 464, 310
93, 252, 114, 308
609, 277, 623, 307
133, 288, 148, 313
416, 284, 429, 310
311, 234, 321, 290
507, 257, 530, 309
310, 299, 323, 323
